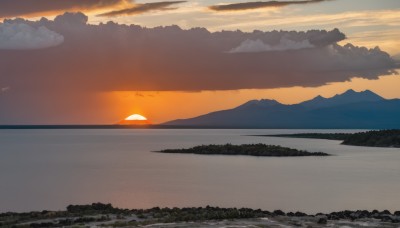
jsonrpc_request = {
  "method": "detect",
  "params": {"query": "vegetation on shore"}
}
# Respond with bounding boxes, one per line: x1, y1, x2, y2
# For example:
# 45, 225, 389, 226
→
0, 203, 272, 227
342, 130, 400, 147
264, 133, 352, 140
265, 130, 400, 148
2, 203, 400, 227
157, 143, 330, 157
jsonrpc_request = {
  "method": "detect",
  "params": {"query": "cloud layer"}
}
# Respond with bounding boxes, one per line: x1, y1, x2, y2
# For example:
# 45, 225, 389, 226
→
0, 0, 185, 19
209, 0, 328, 11
98, 1, 187, 17
0, 22, 64, 49
0, 0, 127, 18
0, 12, 396, 91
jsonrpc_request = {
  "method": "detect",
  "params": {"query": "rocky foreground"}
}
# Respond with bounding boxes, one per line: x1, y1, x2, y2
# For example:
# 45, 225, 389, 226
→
2, 203, 400, 227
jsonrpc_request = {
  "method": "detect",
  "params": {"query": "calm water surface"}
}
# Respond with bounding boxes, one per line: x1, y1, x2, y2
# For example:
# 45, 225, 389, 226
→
0, 129, 399, 213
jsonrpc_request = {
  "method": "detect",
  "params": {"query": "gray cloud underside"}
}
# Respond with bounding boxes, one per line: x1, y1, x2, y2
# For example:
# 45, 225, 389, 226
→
98, 1, 187, 17
230, 37, 315, 52
0, 0, 126, 18
209, 0, 327, 11
0, 12, 397, 93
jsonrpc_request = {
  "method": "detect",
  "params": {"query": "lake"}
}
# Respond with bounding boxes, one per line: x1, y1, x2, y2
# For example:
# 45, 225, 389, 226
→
0, 129, 399, 213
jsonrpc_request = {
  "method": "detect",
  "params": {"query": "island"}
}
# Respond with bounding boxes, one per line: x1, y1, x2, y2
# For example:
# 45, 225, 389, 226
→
156, 143, 330, 156
262, 129, 400, 148
1, 203, 400, 227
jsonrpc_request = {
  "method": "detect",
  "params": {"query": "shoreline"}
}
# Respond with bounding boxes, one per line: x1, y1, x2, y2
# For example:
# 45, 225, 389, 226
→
255, 129, 400, 148
2, 203, 400, 227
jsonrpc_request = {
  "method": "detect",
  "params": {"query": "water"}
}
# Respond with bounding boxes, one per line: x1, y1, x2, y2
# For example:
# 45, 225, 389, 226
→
0, 129, 399, 213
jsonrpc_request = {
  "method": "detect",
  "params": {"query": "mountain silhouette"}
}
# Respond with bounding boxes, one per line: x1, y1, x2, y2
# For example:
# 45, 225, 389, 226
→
164, 90, 400, 129
300, 89, 384, 108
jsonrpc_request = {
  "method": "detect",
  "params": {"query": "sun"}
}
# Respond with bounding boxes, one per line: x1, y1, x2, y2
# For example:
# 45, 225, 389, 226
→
118, 114, 152, 125
125, 114, 147, 121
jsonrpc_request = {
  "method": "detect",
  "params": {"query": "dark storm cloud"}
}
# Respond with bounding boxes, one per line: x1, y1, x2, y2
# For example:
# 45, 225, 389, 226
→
209, 0, 328, 11
0, 12, 396, 91
0, 0, 128, 18
98, 1, 187, 17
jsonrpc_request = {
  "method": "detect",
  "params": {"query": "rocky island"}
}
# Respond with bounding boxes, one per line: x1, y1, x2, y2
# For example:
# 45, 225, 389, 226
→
157, 143, 330, 156
264, 130, 400, 148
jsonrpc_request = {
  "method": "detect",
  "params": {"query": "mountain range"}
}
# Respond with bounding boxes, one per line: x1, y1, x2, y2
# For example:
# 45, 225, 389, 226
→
163, 90, 400, 129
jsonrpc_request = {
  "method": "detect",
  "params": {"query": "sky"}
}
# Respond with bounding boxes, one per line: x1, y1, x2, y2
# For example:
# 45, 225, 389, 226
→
0, 0, 399, 124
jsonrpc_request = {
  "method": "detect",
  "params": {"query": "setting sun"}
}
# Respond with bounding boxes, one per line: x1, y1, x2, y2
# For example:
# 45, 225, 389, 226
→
125, 114, 147, 121
118, 114, 152, 125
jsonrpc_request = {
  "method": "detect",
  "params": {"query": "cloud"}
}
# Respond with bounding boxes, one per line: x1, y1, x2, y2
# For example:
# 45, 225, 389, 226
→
230, 37, 314, 53
98, 1, 187, 17
209, 0, 328, 12
0, 0, 128, 18
0, 13, 395, 91
0, 22, 64, 49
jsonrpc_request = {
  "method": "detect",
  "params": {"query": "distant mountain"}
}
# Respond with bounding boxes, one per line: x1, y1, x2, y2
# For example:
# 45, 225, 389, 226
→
163, 90, 400, 129
236, 99, 283, 109
300, 89, 384, 108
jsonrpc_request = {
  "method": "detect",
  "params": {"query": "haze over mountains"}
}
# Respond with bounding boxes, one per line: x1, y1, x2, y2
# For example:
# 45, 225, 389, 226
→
164, 90, 400, 129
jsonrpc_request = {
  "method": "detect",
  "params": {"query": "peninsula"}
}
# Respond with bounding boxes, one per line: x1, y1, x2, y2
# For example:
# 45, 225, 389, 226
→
264, 130, 400, 148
